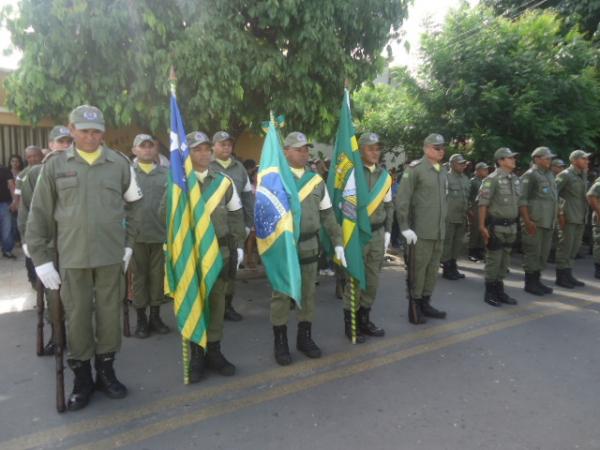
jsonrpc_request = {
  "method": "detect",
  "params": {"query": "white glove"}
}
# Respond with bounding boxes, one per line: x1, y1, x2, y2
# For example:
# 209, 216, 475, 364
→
384, 232, 391, 253
334, 245, 347, 268
22, 243, 30, 258
236, 248, 244, 270
402, 229, 418, 245
245, 226, 251, 237
35, 262, 61, 290
123, 247, 133, 273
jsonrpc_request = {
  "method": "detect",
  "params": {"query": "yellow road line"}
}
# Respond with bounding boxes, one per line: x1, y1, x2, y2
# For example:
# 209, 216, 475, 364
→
73, 305, 572, 450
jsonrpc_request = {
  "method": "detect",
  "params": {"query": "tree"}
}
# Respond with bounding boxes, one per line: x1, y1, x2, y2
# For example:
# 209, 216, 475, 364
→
1, 0, 410, 138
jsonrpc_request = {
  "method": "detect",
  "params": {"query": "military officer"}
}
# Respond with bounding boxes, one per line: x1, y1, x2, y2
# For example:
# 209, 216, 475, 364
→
586, 175, 600, 279
518, 146, 558, 296
185, 131, 245, 382
547, 158, 567, 263
130, 134, 170, 338
477, 148, 520, 307
395, 133, 448, 325
209, 131, 255, 322
468, 162, 489, 261
555, 150, 591, 288
271, 132, 344, 365
441, 153, 470, 280
341, 132, 392, 343
26, 105, 142, 411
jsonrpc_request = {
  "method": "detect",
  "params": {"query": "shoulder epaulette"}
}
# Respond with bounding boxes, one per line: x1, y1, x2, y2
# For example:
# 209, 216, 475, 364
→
409, 158, 422, 168
41, 150, 62, 164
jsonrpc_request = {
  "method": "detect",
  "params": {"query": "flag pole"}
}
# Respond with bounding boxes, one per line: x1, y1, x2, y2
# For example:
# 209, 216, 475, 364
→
350, 277, 357, 344
169, 65, 190, 384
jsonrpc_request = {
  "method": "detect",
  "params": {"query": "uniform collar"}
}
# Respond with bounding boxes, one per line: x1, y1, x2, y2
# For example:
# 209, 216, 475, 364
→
66, 145, 114, 164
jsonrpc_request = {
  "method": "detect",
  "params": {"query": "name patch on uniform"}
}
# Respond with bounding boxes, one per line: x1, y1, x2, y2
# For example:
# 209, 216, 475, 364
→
56, 171, 78, 179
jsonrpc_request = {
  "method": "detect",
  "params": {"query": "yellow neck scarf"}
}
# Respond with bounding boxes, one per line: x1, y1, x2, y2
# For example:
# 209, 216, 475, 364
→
138, 162, 155, 174
217, 158, 232, 169
77, 148, 101, 165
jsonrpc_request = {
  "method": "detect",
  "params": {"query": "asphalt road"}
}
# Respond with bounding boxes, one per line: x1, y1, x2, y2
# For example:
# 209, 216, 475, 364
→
0, 253, 599, 450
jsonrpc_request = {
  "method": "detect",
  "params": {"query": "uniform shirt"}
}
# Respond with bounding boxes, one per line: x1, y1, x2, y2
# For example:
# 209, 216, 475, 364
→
209, 158, 255, 228
446, 170, 470, 224
16, 164, 40, 237
197, 169, 245, 249
25, 146, 142, 269
133, 163, 168, 243
556, 165, 588, 225
469, 176, 483, 210
518, 165, 558, 229
478, 168, 520, 232
292, 169, 342, 253
363, 165, 394, 232
586, 176, 600, 226
395, 157, 448, 240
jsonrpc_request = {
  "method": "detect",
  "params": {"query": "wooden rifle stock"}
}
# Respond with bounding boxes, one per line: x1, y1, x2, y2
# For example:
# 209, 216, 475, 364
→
122, 270, 131, 337
50, 288, 66, 413
35, 279, 45, 356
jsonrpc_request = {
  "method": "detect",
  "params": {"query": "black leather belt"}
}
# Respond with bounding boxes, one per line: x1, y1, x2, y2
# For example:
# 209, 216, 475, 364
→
371, 221, 385, 232
488, 216, 517, 226
299, 255, 319, 265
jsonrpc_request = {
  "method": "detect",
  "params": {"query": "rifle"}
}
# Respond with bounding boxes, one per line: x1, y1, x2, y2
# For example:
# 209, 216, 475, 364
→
405, 243, 425, 325
122, 269, 131, 337
48, 288, 66, 413
35, 279, 45, 356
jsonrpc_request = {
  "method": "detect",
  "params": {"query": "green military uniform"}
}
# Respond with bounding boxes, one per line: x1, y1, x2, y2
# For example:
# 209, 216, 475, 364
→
131, 154, 169, 336
586, 176, 600, 277
209, 131, 255, 321
195, 169, 245, 342
395, 157, 448, 300
26, 145, 141, 361
272, 169, 341, 325
519, 147, 558, 296
342, 164, 393, 311
441, 154, 470, 279
548, 158, 567, 263
468, 163, 488, 260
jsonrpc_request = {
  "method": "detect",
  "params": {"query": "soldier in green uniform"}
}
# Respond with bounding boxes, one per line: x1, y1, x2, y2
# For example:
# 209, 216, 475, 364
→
18, 126, 72, 356
441, 153, 470, 280
586, 175, 600, 279
184, 131, 245, 382
547, 158, 567, 263
518, 146, 558, 296
555, 150, 591, 288
26, 105, 143, 411
395, 133, 448, 325
209, 131, 254, 322
130, 134, 170, 338
341, 132, 392, 342
15, 145, 44, 289
272, 132, 345, 364
468, 162, 489, 261
477, 148, 520, 307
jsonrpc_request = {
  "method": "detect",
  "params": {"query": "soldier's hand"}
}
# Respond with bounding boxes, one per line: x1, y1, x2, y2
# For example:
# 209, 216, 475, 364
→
35, 262, 61, 290
384, 232, 391, 253
525, 220, 537, 236
480, 227, 490, 245
401, 229, 418, 245
22, 243, 30, 258
334, 246, 347, 268
122, 247, 133, 273
236, 248, 244, 270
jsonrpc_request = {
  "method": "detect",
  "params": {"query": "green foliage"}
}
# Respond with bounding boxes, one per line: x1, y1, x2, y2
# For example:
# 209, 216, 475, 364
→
1, 0, 410, 138
355, 6, 600, 164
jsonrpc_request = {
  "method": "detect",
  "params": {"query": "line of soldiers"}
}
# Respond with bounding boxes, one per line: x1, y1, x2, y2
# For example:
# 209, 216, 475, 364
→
19, 104, 598, 414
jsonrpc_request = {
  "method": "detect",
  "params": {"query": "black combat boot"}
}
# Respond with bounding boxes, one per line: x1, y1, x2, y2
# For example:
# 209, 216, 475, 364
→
408, 299, 427, 325
224, 295, 243, 322
484, 281, 501, 307
524, 272, 545, 295
496, 281, 517, 305
555, 268, 575, 289
273, 325, 293, 365
148, 306, 169, 334
595, 263, 600, 280
547, 248, 556, 264
468, 248, 480, 262
134, 308, 149, 339
441, 260, 460, 280
188, 342, 205, 383
535, 271, 553, 294
343, 309, 366, 343
421, 296, 447, 319
296, 321, 322, 358
451, 259, 466, 279
477, 248, 486, 261
67, 359, 94, 411
206, 341, 236, 376
95, 353, 127, 399
358, 307, 385, 336
566, 269, 585, 287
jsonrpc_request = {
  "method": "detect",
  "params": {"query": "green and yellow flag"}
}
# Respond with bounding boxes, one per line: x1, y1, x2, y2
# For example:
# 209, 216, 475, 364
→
326, 89, 371, 289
